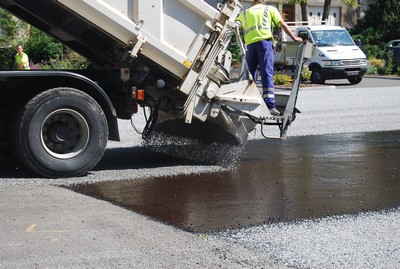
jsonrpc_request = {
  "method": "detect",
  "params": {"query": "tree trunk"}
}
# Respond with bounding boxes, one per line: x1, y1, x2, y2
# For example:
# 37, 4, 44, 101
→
300, 1, 308, 25
322, 0, 332, 24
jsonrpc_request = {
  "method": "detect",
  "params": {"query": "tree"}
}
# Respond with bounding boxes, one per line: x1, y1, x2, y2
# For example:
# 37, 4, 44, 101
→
0, 8, 87, 70
354, 0, 400, 42
300, 1, 308, 24
25, 27, 65, 65
351, 0, 400, 58
286, 0, 308, 23
0, 9, 16, 45
0, 8, 28, 69
322, 0, 359, 22
322, 0, 332, 22
285, 0, 359, 24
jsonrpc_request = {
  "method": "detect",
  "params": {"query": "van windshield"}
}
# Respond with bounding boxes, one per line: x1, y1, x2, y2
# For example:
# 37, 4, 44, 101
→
311, 29, 355, 47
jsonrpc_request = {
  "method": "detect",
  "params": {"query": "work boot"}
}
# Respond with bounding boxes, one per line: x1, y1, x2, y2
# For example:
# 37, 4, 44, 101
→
268, 107, 281, 116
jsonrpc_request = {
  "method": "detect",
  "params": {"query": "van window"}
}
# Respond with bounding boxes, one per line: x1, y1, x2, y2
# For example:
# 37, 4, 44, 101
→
311, 29, 355, 47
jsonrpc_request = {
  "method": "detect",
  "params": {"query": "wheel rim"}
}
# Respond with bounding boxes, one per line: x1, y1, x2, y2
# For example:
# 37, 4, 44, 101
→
41, 109, 90, 159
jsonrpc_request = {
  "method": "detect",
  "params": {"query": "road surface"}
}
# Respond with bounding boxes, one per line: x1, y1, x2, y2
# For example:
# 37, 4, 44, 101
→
0, 77, 399, 268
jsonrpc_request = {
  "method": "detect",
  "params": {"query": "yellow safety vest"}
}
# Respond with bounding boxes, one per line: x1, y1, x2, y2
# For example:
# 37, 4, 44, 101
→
236, 4, 282, 45
15, 52, 30, 70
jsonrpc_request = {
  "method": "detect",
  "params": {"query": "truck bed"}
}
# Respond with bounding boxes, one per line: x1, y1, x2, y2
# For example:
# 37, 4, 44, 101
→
0, 0, 220, 80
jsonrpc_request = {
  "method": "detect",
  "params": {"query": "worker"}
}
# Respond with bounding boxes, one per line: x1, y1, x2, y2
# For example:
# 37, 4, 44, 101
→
236, 0, 302, 115
15, 45, 30, 70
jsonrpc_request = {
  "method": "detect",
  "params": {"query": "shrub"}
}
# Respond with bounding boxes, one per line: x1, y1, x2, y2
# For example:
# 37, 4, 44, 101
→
367, 58, 383, 75
377, 51, 394, 75
0, 47, 15, 69
301, 66, 311, 81
368, 58, 385, 68
38, 51, 88, 70
273, 74, 292, 85
367, 52, 399, 76
24, 27, 64, 64
366, 65, 378, 75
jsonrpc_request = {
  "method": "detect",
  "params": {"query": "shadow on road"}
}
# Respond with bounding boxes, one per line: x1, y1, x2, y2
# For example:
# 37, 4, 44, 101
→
0, 145, 207, 179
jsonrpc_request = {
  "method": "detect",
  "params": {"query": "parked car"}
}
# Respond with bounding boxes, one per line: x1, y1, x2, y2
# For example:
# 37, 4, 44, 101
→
385, 39, 400, 66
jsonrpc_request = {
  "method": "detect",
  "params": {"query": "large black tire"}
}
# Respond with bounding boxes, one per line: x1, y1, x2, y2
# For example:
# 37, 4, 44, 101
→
11, 88, 108, 178
348, 76, 362, 85
310, 68, 325, 84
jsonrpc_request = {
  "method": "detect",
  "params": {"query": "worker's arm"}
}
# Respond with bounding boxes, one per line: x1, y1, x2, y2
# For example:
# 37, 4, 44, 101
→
280, 19, 303, 42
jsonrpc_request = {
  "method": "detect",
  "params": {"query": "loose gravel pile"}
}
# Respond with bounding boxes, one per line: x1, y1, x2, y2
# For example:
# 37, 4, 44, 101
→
214, 208, 400, 269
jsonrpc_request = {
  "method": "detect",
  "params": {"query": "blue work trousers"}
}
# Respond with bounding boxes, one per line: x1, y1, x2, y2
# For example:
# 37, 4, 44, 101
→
246, 39, 275, 108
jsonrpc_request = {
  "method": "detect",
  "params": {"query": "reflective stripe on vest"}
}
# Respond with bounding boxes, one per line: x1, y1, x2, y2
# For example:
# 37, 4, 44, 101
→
243, 6, 271, 37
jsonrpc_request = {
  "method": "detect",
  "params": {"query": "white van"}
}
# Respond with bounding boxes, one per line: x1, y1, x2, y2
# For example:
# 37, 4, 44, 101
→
275, 24, 368, 85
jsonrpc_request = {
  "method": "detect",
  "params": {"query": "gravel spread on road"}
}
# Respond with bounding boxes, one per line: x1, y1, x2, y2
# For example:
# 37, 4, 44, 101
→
214, 208, 400, 269
1, 85, 400, 268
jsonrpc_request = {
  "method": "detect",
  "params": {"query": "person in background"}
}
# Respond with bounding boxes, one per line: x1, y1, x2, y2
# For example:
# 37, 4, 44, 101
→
15, 45, 30, 70
236, 0, 302, 115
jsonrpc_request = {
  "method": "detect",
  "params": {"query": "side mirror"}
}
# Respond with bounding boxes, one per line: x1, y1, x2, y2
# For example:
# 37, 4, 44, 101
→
298, 32, 309, 41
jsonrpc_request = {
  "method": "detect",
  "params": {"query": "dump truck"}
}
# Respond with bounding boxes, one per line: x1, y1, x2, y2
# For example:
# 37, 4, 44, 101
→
0, 0, 311, 178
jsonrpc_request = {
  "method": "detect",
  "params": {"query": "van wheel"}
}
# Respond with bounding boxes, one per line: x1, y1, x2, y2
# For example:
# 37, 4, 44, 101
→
11, 88, 108, 178
310, 68, 325, 84
348, 77, 362, 85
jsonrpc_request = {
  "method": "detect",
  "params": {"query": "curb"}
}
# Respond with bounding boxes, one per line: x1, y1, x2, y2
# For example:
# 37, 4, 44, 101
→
275, 85, 336, 91
256, 81, 336, 91
364, 75, 400, 80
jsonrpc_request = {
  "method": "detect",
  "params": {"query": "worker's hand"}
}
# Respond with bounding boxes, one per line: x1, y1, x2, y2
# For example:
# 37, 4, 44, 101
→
293, 36, 303, 42
234, 21, 241, 29
228, 20, 240, 30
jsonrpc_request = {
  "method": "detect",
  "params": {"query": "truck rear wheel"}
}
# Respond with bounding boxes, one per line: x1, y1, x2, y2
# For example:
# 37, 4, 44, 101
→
11, 88, 108, 178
